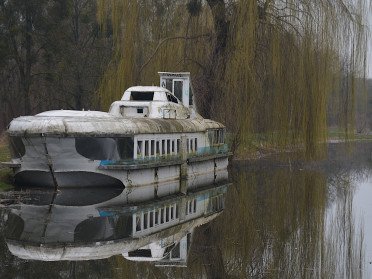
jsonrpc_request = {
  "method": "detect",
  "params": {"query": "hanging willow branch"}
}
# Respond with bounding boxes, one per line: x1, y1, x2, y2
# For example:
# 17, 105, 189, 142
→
136, 33, 211, 83
95, 0, 369, 158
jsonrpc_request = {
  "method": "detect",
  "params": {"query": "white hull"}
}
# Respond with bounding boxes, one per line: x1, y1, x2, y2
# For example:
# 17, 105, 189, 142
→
12, 136, 229, 189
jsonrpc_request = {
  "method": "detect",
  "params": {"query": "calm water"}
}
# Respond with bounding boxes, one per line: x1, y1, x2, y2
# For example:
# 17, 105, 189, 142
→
0, 142, 371, 279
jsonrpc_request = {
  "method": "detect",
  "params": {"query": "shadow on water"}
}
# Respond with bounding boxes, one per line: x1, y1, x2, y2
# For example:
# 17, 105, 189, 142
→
0, 142, 371, 278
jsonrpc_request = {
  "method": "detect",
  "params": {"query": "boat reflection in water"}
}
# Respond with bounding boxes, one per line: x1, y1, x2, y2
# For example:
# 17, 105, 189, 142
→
2, 173, 230, 267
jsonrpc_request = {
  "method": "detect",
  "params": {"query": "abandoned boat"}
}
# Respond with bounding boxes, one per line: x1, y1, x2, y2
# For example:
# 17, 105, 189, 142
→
3, 72, 230, 188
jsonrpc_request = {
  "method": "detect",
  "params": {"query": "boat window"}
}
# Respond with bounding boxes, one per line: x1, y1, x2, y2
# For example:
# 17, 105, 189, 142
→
74, 215, 132, 241
170, 205, 174, 219
167, 139, 171, 154
167, 93, 179, 104
151, 140, 155, 156
165, 79, 173, 92
208, 129, 225, 146
171, 140, 175, 154
75, 138, 118, 161
136, 215, 141, 231
143, 212, 148, 229
171, 243, 181, 259
155, 210, 159, 225
117, 138, 134, 160
166, 206, 170, 222
162, 140, 166, 155
220, 130, 224, 143
4, 213, 24, 239
137, 141, 143, 157
120, 105, 125, 116
149, 211, 154, 227
177, 139, 180, 153
207, 195, 224, 213
130, 91, 154, 101
161, 208, 165, 223
186, 139, 190, 153
156, 141, 160, 155
128, 249, 152, 258
9, 136, 25, 158
190, 139, 194, 152
195, 138, 198, 152
173, 80, 183, 101
145, 141, 149, 156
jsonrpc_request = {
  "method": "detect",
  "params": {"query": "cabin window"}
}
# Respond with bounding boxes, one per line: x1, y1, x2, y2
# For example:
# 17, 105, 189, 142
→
177, 139, 180, 153
220, 130, 224, 143
120, 105, 125, 116
130, 91, 154, 101
162, 140, 166, 155
75, 137, 134, 161
136, 215, 141, 232
161, 208, 165, 223
149, 211, 154, 228
75, 215, 132, 241
171, 243, 181, 259
128, 249, 152, 257
137, 108, 143, 113
186, 139, 190, 153
9, 136, 25, 158
208, 129, 225, 146
145, 141, 149, 156
143, 212, 148, 229
171, 140, 175, 154
170, 205, 174, 219
167, 139, 171, 154
151, 140, 155, 156
165, 79, 173, 92
190, 139, 194, 152
186, 199, 197, 215
167, 93, 179, 104
137, 141, 143, 157
76, 137, 118, 161
156, 141, 160, 155
195, 138, 198, 152
166, 206, 170, 222
207, 195, 224, 213
155, 210, 159, 225
117, 138, 134, 159
173, 80, 183, 101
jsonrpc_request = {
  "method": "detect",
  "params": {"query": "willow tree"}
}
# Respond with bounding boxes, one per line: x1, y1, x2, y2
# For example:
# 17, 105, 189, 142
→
96, 0, 369, 158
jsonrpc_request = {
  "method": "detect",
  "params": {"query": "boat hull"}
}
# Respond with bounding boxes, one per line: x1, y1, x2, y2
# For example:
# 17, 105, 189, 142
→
10, 137, 229, 189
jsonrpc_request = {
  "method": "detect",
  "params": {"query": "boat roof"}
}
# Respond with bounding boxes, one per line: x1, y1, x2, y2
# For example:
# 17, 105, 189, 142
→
8, 110, 224, 137
124, 86, 170, 93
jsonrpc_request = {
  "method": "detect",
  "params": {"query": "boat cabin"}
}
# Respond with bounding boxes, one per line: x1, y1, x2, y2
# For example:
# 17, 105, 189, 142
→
109, 72, 193, 120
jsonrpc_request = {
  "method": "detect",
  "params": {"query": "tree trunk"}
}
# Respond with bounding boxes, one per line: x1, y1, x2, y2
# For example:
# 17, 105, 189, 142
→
199, 0, 229, 118
24, 1, 33, 115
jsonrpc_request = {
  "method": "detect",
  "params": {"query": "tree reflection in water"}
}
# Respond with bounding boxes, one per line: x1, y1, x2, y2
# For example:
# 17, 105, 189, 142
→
0, 143, 371, 278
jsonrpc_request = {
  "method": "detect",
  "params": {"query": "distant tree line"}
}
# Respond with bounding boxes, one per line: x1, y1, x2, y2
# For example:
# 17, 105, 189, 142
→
0, 0, 370, 157
0, 0, 112, 131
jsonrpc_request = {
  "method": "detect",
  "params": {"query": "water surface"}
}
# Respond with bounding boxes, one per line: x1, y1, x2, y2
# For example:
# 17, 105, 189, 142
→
0, 142, 371, 278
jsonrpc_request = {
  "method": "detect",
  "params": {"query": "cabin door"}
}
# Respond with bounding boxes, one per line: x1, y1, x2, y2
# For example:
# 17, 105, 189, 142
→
172, 79, 183, 102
